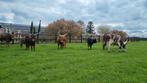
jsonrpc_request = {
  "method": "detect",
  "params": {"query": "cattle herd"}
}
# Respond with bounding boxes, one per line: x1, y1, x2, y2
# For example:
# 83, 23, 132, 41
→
0, 30, 128, 52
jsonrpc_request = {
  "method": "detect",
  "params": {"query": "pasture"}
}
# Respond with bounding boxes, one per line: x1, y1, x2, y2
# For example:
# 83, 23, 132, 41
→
0, 41, 147, 83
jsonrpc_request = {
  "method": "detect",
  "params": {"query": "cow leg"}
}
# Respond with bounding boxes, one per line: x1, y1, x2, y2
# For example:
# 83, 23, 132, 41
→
5, 41, 10, 47
87, 44, 90, 50
62, 42, 65, 48
117, 41, 122, 52
64, 44, 66, 48
58, 43, 61, 49
8, 42, 10, 47
34, 46, 35, 51
25, 43, 27, 50
107, 39, 113, 52
64, 42, 66, 48
30, 45, 33, 51
12, 39, 14, 44
20, 42, 23, 48
61, 43, 64, 49
6, 42, 9, 47
87, 44, 89, 49
107, 42, 111, 52
27, 45, 29, 50
117, 41, 121, 49
33, 43, 35, 51
26, 44, 29, 50
123, 40, 128, 52
123, 46, 127, 52
57, 43, 59, 48
103, 42, 106, 50
121, 43, 126, 52
123, 44, 126, 49
90, 44, 92, 49
58, 44, 61, 49
30, 45, 34, 51
1, 40, 4, 44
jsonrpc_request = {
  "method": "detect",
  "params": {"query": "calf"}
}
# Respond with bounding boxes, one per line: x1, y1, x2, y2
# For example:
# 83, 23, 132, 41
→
21, 34, 36, 51
29, 34, 36, 51
87, 36, 97, 49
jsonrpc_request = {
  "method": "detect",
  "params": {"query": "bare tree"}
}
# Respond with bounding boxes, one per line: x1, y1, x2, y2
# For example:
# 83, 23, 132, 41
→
97, 24, 111, 35
77, 20, 85, 43
97, 24, 111, 42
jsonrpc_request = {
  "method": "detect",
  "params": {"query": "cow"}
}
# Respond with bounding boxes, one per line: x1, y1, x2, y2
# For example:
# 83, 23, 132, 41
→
0, 26, 15, 46
20, 34, 36, 51
87, 36, 97, 49
29, 34, 36, 51
20, 37, 25, 48
0, 33, 13, 46
103, 32, 128, 52
57, 34, 67, 49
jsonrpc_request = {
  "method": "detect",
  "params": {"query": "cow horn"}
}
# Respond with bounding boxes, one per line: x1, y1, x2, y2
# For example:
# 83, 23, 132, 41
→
123, 39, 128, 45
63, 33, 67, 36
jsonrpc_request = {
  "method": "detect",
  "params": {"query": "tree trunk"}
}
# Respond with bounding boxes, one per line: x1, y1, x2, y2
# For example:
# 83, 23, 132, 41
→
80, 35, 83, 43
69, 34, 71, 43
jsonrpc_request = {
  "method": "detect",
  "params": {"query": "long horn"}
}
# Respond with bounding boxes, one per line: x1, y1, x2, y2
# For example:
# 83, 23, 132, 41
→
63, 33, 67, 36
123, 39, 128, 45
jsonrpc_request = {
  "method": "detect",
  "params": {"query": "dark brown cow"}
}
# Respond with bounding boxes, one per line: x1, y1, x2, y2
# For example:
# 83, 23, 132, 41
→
20, 37, 25, 48
57, 34, 67, 49
20, 34, 36, 51
0, 33, 13, 46
103, 32, 128, 52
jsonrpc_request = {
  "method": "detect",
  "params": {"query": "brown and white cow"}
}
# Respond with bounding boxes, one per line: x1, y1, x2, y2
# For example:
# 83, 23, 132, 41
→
57, 34, 67, 49
103, 32, 128, 52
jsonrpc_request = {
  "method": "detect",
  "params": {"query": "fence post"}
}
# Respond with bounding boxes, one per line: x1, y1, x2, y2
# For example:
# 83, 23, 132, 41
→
80, 34, 82, 43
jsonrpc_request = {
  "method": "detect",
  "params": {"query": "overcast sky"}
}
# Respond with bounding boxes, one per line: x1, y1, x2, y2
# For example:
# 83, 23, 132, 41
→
0, 0, 147, 37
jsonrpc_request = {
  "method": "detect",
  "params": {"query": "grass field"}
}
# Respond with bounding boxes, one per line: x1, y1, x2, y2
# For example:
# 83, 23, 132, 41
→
0, 41, 147, 83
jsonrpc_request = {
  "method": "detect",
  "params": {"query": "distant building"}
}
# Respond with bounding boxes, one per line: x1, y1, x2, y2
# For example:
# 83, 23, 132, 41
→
0, 22, 46, 39
0, 22, 30, 33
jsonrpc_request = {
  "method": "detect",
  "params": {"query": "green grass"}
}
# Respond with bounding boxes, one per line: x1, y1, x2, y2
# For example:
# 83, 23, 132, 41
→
0, 41, 147, 83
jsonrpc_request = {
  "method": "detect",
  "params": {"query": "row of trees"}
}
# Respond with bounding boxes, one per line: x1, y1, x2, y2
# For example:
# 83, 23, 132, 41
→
45, 18, 128, 42
46, 19, 96, 35
46, 19, 112, 35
